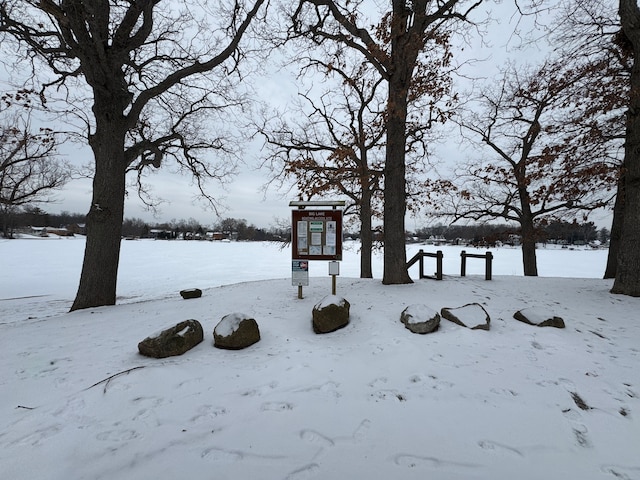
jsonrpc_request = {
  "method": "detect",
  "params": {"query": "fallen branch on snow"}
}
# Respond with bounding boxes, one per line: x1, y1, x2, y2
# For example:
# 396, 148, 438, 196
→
85, 366, 146, 394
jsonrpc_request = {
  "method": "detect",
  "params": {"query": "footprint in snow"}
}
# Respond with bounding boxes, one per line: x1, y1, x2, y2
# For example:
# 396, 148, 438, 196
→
285, 463, 320, 480
300, 429, 335, 448
260, 401, 293, 412
477, 439, 523, 457
393, 454, 480, 470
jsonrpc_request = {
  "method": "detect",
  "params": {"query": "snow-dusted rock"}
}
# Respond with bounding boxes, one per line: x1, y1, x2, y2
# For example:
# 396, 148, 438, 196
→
214, 313, 260, 349
400, 304, 440, 334
138, 319, 204, 358
513, 307, 565, 328
312, 295, 350, 334
441, 303, 491, 330
180, 288, 202, 299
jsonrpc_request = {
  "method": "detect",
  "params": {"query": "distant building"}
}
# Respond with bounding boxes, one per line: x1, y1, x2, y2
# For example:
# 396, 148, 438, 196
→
66, 223, 86, 235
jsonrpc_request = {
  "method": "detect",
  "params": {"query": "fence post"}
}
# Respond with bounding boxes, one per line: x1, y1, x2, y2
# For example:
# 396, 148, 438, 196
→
461, 250, 466, 277
486, 252, 493, 280
436, 250, 443, 280
418, 249, 424, 279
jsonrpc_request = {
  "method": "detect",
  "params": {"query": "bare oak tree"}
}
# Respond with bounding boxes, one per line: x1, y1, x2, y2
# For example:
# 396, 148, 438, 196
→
0, 0, 266, 310
258, 58, 386, 278
288, 0, 481, 284
447, 60, 618, 276
549, 0, 629, 279
1, 92, 70, 237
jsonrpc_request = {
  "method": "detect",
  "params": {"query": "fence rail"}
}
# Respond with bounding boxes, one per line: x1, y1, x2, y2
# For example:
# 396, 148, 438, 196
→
460, 250, 493, 280
406, 249, 443, 280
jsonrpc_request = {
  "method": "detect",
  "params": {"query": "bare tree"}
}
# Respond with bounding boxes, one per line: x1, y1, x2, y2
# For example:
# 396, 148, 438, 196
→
258, 55, 386, 278
287, 0, 482, 284
259, 37, 452, 278
0, 0, 267, 310
446, 59, 618, 276
549, 0, 629, 279
1, 94, 70, 237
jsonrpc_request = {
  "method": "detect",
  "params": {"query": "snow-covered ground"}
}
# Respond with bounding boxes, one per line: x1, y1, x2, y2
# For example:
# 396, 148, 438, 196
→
1, 237, 638, 480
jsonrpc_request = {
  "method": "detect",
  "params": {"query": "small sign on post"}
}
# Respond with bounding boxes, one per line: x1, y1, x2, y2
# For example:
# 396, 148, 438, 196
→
292, 260, 309, 299
328, 260, 340, 295
290, 200, 345, 298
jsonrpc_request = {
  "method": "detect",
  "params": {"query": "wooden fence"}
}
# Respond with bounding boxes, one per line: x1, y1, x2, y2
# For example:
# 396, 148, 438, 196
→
406, 249, 494, 281
406, 249, 443, 280
460, 250, 493, 280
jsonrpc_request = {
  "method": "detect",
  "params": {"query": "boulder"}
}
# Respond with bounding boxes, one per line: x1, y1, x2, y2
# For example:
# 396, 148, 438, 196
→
312, 295, 350, 334
214, 313, 260, 349
180, 288, 202, 299
400, 304, 440, 334
138, 319, 204, 358
441, 303, 491, 330
513, 307, 565, 328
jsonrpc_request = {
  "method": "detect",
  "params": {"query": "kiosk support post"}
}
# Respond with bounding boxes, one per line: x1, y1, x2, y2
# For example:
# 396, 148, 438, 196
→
329, 261, 339, 295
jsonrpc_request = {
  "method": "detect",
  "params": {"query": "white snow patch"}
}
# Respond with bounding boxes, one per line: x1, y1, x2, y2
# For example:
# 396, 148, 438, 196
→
517, 307, 558, 323
176, 325, 190, 337
403, 304, 438, 324
448, 303, 488, 324
0, 239, 637, 480
315, 294, 346, 309
214, 312, 249, 337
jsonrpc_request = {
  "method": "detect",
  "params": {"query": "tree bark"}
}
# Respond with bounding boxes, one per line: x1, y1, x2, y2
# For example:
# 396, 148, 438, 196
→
612, 0, 640, 296
517, 174, 538, 276
360, 187, 373, 278
604, 170, 624, 279
382, 77, 412, 284
70, 105, 127, 311
520, 217, 538, 277
381, 2, 418, 285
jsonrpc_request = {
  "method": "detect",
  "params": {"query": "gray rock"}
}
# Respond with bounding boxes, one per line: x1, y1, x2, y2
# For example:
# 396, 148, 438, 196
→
214, 313, 260, 349
441, 303, 491, 330
180, 288, 202, 299
312, 295, 350, 334
138, 319, 204, 358
514, 307, 565, 328
400, 304, 440, 334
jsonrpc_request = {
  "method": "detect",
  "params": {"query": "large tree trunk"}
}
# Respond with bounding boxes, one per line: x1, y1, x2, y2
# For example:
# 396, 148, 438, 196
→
612, 0, 640, 296
70, 109, 127, 311
359, 188, 373, 278
381, 3, 415, 285
604, 170, 624, 279
520, 223, 538, 276
382, 78, 412, 284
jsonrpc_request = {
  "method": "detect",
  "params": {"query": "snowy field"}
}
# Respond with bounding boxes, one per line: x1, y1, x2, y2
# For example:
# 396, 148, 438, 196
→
1, 237, 639, 480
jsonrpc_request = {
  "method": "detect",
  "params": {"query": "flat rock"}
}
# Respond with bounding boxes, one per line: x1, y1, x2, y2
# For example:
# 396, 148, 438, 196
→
138, 319, 204, 358
400, 304, 440, 334
514, 307, 565, 328
441, 303, 491, 330
180, 288, 202, 299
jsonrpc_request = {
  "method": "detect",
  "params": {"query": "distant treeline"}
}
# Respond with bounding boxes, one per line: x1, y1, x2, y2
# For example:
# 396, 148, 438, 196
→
5, 207, 609, 245
4, 207, 289, 241
409, 221, 609, 245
